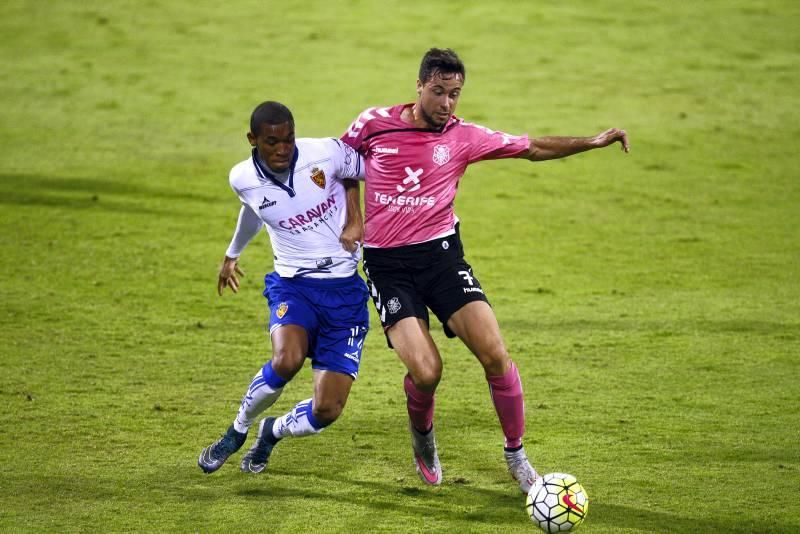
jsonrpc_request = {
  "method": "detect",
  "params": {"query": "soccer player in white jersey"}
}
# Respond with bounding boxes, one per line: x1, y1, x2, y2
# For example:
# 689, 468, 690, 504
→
340, 49, 629, 492
198, 101, 370, 474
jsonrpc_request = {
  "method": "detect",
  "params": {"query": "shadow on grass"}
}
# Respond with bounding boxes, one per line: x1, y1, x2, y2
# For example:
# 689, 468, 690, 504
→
0, 173, 219, 214
589, 502, 795, 533
502, 318, 800, 337
9, 468, 797, 532
212, 469, 797, 532
230, 470, 523, 528
0, 189, 167, 215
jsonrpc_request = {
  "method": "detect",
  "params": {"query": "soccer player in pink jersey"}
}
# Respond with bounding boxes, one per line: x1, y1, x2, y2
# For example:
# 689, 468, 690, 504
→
341, 48, 629, 492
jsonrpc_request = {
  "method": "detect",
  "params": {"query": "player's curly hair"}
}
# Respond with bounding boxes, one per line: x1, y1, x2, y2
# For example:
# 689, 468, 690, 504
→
419, 48, 465, 84
250, 101, 294, 134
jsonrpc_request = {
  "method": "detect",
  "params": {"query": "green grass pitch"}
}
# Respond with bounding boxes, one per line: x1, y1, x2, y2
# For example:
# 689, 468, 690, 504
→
1, 1, 799, 532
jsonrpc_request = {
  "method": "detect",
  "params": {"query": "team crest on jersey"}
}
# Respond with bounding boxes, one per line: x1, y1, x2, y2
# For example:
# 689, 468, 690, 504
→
310, 167, 326, 188
432, 144, 450, 166
276, 302, 288, 319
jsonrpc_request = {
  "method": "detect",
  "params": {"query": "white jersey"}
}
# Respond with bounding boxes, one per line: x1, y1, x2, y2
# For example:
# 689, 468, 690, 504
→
226, 137, 364, 278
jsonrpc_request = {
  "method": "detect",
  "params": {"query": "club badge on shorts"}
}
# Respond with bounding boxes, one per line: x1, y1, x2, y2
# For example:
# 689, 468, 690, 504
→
387, 297, 401, 314
310, 167, 326, 188
276, 302, 289, 319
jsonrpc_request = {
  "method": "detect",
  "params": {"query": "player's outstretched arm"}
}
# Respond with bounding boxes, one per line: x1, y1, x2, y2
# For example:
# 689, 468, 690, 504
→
218, 256, 245, 296
525, 128, 629, 161
339, 179, 364, 253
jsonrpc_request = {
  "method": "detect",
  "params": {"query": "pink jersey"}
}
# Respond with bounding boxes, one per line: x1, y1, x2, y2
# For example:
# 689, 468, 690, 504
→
341, 104, 529, 248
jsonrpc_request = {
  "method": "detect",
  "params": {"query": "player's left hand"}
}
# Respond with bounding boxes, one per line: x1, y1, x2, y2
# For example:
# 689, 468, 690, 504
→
592, 128, 630, 153
339, 221, 363, 253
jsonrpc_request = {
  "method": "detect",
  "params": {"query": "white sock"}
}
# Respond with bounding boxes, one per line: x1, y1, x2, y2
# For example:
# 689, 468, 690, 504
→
233, 370, 284, 433
272, 398, 327, 439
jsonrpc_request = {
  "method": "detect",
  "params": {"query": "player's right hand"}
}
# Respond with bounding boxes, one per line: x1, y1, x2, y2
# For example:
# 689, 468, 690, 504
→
218, 256, 245, 296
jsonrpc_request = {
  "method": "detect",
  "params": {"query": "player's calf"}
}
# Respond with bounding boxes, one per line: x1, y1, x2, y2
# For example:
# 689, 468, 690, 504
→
241, 398, 331, 474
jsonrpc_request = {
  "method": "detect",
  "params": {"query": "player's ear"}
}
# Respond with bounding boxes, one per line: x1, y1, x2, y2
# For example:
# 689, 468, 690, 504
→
247, 132, 257, 147
416, 79, 423, 97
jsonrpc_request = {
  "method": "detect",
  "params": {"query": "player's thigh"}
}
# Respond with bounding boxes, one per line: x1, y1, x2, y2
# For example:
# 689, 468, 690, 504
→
387, 317, 443, 389
447, 300, 509, 376
270, 324, 309, 379
363, 257, 429, 337
263, 272, 322, 370
264, 272, 319, 337
424, 259, 490, 339
311, 295, 369, 380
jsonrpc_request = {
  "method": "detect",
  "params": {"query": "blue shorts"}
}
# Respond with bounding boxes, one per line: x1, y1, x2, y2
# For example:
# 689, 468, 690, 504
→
263, 272, 370, 379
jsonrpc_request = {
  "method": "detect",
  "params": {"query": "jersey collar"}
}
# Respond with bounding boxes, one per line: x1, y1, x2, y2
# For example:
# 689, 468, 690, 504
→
251, 147, 299, 198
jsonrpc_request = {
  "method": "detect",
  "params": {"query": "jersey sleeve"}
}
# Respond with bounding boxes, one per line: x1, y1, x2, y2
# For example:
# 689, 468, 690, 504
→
225, 164, 263, 258
225, 204, 263, 258
339, 109, 370, 155
462, 121, 530, 163
328, 138, 365, 180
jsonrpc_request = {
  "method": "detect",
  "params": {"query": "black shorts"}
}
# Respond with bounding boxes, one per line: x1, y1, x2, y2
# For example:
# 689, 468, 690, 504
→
362, 225, 489, 344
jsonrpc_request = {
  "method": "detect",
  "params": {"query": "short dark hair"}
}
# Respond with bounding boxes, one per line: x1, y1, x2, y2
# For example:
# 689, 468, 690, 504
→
418, 48, 465, 84
250, 101, 294, 135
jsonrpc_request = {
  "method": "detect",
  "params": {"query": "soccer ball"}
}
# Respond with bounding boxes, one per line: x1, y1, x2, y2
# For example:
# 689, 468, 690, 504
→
525, 473, 589, 532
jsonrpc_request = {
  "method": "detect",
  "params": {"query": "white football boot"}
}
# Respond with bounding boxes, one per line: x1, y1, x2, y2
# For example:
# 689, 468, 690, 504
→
504, 446, 539, 493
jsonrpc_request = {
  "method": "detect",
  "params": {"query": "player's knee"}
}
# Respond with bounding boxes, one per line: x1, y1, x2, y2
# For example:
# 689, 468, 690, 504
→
271, 348, 304, 380
312, 400, 344, 425
410, 365, 442, 392
478, 341, 510, 376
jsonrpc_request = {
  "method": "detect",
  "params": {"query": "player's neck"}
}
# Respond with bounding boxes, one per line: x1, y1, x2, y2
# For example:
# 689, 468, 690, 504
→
258, 153, 291, 181
405, 104, 435, 129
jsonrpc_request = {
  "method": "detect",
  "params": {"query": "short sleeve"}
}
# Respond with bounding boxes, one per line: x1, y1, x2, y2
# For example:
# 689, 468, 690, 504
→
340, 109, 370, 155
328, 138, 364, 180
461, 122, 530, 163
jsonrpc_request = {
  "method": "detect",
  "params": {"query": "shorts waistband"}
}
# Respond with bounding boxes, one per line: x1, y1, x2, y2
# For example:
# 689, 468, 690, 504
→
270, 272, 362, 288
364, 224, 461, 258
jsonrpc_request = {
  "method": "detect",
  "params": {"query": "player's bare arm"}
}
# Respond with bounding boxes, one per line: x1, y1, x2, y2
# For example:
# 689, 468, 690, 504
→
217, 256, 245, 296
339, 178, 363, 253
524, 128, 629, 161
